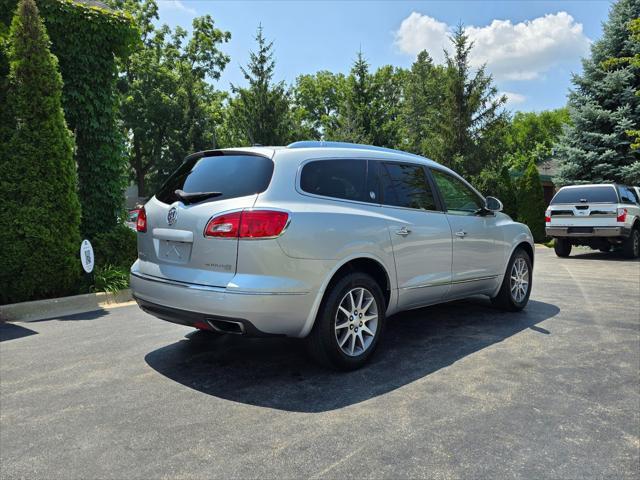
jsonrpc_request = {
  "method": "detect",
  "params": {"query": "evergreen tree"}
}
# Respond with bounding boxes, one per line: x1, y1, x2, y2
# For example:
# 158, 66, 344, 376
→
229, 24, 292, 145
555, 0, 640, 185
401, 50, 446, 158
0, 0, 81, 303
437, 25, 509, 177
333, 50, 372, 144
476, 165, 518, 220
518, 160, 546, 242
332, 51, 405, 148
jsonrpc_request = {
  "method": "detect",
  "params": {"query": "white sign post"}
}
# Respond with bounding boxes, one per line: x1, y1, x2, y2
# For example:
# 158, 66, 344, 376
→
80, 239, 94, 274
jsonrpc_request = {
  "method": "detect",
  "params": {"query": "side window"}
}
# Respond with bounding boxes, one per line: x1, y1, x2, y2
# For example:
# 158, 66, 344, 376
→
618, 186, 639, 205
379, 162, 437, 210
431, 169, 483, 215
300, 160, 372, 202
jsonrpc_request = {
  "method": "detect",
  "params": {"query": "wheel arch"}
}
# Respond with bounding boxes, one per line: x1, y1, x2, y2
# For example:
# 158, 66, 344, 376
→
299, 254, 394, 338
516, 241, 535, 266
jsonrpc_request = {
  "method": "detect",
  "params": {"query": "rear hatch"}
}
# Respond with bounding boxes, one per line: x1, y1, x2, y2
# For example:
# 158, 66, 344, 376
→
547, 185, 619, 229
136, 151, 274, 287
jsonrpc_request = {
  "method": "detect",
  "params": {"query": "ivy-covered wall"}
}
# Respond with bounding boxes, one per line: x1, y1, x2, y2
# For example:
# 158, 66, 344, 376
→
1, 0, 136, 237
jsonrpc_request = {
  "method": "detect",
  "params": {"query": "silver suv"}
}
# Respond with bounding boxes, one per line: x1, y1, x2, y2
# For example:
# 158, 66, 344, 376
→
131, 142, 534, 369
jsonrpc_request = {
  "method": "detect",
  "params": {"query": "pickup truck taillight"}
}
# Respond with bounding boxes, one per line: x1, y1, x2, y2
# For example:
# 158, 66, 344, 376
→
545, 209, 551, 223
617, 208, 627, 222
136, 207, 147, 232
204, 210, 289, 238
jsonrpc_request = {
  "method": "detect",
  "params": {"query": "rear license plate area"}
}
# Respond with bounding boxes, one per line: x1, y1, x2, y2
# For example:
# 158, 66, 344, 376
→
568, 227, 594, 234
158, 240, 192, 263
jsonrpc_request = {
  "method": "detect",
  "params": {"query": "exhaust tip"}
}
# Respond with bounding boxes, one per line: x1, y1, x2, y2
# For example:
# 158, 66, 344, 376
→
206, 319, 245, 335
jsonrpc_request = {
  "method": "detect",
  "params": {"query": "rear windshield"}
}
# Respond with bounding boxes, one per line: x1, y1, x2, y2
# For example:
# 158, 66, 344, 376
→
155, 154, 274, 204
551, 186, 618, 204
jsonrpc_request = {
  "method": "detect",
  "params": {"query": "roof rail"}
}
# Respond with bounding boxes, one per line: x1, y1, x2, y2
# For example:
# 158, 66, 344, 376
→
287, 140, 425, 159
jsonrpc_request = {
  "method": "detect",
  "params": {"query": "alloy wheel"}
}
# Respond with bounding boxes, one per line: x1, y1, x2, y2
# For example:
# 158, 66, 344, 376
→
334, 287, 378, 356
510, 257, 530, 303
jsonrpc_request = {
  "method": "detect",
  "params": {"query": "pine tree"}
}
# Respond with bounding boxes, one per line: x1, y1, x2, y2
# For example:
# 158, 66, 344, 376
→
0, 0, 81, 303
518, 160, 546, 242
437, 25, 508, 177
555, 0, 640, 185
332, 51, 404, 148
401, 50, 446, 157
229, 24, 291, 146
333, 50, 372, 144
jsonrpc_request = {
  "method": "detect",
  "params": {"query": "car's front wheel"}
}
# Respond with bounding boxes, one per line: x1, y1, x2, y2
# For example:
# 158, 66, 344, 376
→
491, 248, 533, 311
306, 272, 385, 370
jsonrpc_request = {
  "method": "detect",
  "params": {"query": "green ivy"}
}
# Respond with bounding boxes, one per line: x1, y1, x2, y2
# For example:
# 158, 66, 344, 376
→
1, 0, 137, 238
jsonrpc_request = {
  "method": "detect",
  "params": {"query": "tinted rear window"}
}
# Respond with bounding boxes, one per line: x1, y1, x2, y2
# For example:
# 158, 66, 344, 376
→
551, 186, 618, 204
379, 162, 437, 210
300, 159, 370, 202
155, 154, 274, 204
618, 185, 639, 205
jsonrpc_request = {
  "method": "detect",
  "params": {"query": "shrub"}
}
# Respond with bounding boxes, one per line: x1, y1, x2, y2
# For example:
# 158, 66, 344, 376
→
0, 0, 81, 304
93, 264, 129, 293
517, 159, 546, 242
474, 165, 518, 220
92, 224, 137, 270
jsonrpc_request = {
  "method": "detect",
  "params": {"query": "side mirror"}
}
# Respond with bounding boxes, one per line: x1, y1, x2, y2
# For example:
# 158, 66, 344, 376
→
485, 196, 503, 212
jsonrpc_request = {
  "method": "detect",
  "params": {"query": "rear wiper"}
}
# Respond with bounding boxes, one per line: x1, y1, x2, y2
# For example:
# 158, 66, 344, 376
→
174, 189, 223, 204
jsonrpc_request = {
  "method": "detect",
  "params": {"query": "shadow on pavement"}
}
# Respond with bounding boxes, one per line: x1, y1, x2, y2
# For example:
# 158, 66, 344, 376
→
0, 322, 38, 342
33, 309, 111, 323
145, 298, 559, 412
568, 250, 639, 261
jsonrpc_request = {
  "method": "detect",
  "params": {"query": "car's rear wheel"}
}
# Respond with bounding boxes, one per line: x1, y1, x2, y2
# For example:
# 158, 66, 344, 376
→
554, 238, 572, 257
622, 227, 640, 259
306, 272, 385, 370
491, 248, 533, 311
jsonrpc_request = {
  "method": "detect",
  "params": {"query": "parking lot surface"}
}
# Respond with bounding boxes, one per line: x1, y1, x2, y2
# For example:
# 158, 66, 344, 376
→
1, 247, 639, 479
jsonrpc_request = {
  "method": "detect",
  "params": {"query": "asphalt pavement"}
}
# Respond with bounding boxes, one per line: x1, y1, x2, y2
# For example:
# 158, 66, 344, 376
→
1, 246, 639, 479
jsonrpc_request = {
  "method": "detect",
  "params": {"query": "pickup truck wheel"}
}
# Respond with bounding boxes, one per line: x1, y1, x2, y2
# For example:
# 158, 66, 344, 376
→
622, 228, 640, 259
306, 272, 385, 371
554, 238, 572, 257
491, 248, 533, 312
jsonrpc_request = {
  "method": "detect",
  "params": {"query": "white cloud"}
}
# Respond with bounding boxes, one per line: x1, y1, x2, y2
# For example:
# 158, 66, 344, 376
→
394, 11, 590, 81
501, 91, 526, 106
158, 1, 197, 16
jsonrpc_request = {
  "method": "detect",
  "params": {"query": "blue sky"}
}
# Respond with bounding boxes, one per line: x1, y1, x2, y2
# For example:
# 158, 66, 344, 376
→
156, 0, 614, 112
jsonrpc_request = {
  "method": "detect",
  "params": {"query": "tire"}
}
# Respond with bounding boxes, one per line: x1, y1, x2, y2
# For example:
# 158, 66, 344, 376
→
622, 227, 640, 259
554, 238, 572, 257
306, 272, 386, 370
491, 248, 533, 312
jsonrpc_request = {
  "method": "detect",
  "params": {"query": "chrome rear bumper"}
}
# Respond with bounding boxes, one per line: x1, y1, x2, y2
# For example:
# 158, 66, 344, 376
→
546, 226, 630, 238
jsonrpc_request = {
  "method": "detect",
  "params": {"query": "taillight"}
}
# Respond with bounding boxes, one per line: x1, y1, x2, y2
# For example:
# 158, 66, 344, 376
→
204, 211, 242, 237
136, 207, 147, 232
239, 210, 289, 238
204, 210, 289, 239
545, 209, 551, 223
617, 208, 627, 222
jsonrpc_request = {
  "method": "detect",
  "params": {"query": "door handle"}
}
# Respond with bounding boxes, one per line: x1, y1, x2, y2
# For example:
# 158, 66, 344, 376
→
455, 230, 468, 238
396, 227, 411, 236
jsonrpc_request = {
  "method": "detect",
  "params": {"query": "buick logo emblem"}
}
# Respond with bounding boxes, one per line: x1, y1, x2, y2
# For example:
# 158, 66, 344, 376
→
167, 207, 178, 226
